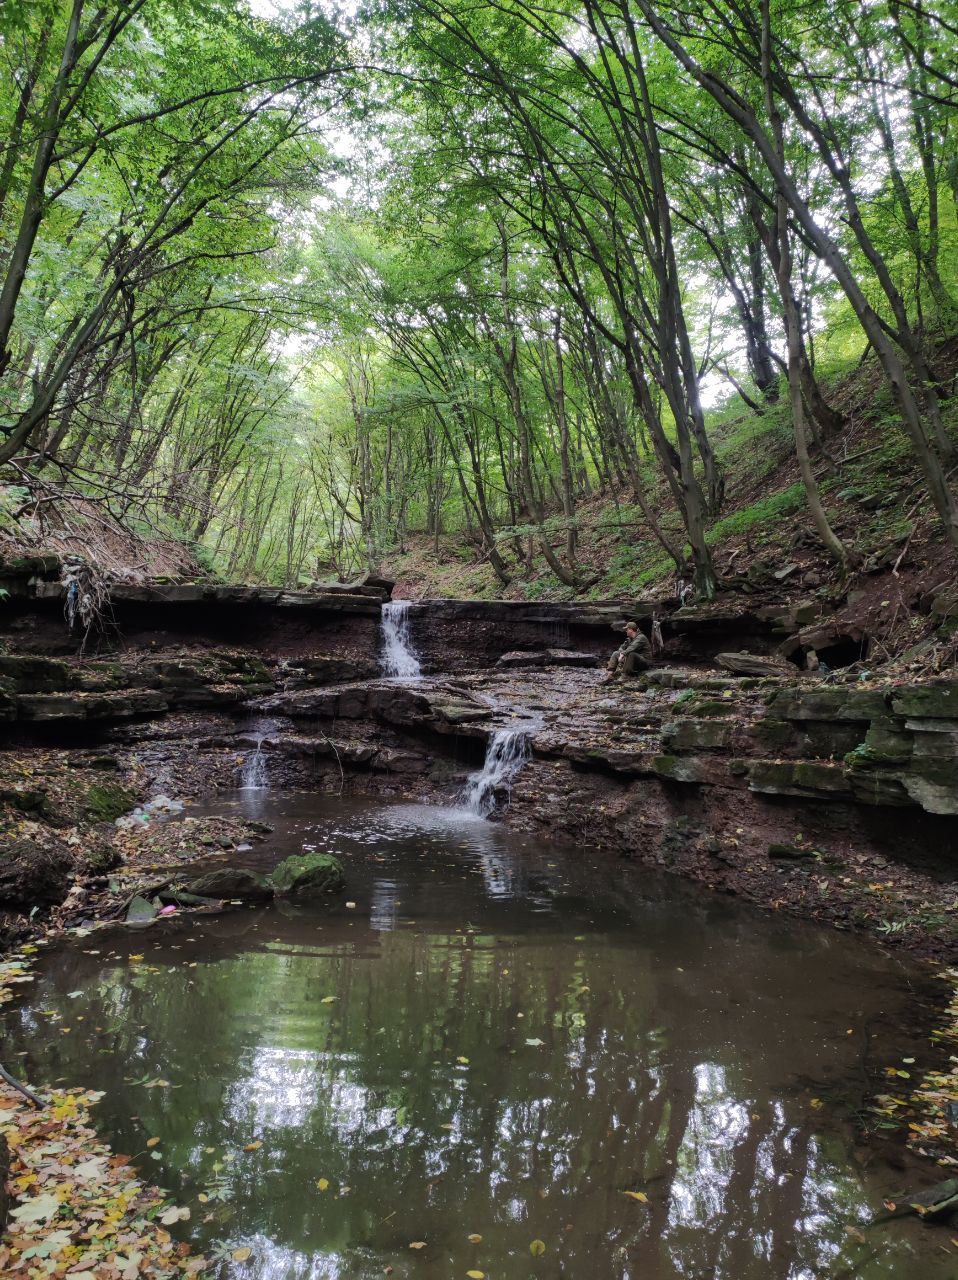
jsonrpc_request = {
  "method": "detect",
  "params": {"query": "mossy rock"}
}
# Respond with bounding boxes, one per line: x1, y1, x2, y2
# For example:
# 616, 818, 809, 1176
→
891, 680, 958, 719
270, 852, 345, 899
84, 783, 137, 822
661, 718, 731, 751
652, 755, 707, 784
768, 842, 814, 860
185, 867, 274, 901
80, 835, 122, 873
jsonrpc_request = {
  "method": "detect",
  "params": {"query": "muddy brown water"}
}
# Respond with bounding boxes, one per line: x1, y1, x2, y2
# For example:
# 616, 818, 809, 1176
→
2, 793, 953, 1279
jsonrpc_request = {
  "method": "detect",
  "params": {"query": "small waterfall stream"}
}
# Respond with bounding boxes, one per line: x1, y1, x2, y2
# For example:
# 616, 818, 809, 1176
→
381, 600, 422, 679
461, 727, 533, 817
240, 737, 268, 790
238, 717, 278, 791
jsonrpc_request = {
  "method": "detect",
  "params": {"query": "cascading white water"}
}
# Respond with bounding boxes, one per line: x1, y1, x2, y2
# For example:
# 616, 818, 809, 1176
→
240, 736, 268, 790
461, 728, 532, 818
381, 600, 422, 680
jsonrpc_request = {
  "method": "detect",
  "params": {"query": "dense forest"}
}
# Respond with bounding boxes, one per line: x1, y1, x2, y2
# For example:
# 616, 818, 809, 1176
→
0, 0, 955, 599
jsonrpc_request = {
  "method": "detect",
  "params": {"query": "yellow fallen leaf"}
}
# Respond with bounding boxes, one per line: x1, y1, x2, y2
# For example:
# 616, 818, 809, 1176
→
232, 1247, 253, 1262
129, 954, 144, 963
810, 1098, 823, 1109
409, 1241, 427, 1249
457, 1056, 469, 1065
467, 1234, 482, 1243
244, 1140, 263, 1151
467, 1272, 485, 1279
624, 1190, 648, 1203
146, 1137, 160, 1147
530, 1238, 546, 1255
316, 1178, 329, 1191
321, 996, 336, 1004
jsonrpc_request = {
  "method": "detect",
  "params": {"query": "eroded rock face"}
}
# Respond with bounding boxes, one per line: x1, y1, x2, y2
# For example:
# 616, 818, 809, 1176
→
270, 853, 345, 898
496, 649, 600, 669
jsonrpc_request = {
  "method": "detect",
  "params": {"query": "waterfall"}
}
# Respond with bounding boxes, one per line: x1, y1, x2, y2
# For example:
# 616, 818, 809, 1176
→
381, 600, 422, 680
461, 728, 532, 818
240, 736, 268, 790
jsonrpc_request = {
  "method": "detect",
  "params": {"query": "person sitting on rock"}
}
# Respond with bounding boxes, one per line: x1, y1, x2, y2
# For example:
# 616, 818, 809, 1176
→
603, 621, 652, 683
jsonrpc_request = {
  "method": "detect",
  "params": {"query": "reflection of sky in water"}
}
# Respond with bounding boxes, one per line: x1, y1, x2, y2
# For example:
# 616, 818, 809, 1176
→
2, 793, 950, 1280
368, 878, 398, 931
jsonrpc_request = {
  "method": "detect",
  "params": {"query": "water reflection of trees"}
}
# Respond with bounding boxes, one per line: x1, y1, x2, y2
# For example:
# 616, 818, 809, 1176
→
5, 918, 941, 1279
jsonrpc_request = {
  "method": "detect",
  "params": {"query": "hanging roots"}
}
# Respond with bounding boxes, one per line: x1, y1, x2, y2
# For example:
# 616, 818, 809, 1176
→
60, 558, 116, 653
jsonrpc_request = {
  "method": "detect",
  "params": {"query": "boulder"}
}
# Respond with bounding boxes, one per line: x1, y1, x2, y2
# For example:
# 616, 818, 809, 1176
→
0, 656, 73, 693
184, 867, 274, 901
715, 652, 794, 677
270, 852, 345, 898
652, 755, 709, 784
0, 838, 74, 906
126, 895, 157, 922
768, 842, 814, 860
496, 649, 600, 669
661, 717, 732, 751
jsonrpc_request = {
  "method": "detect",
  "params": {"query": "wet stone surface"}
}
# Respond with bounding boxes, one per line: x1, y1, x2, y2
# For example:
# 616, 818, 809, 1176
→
0, 792, 953, 1279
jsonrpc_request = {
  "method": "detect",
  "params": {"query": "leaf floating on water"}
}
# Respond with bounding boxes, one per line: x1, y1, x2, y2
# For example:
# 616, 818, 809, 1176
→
128, 954, 144, 963
809, 1098, 824, 1109
530, 1238, 546, 1256
146, 1137, 160, 1147
525, 1037, 544, 1047
232, 1246, 253, 1262
624, 1190, 648, 1203
316, 1178, 330, 1191
457, 1056, 469, 1064
467, 1233, 482, 1243
159, 1205, 190, 1224
409, 1241, 427, 1249
244, 1140, 263, 1151
466, 1272, 486, 1279
321, 996, 337, 1004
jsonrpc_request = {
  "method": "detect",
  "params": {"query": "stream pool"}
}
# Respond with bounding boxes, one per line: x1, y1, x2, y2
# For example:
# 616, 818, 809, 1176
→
1, 793, 951, 1279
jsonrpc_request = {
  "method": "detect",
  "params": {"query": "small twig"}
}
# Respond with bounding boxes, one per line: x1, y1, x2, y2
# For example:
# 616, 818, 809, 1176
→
0, 1062, 44, 1108
891, 495, 926, 577
317, 729, 345, 795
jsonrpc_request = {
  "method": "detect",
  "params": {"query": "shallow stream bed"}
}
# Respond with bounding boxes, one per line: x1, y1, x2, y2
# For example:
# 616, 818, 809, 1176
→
1, 793, 952, 1279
